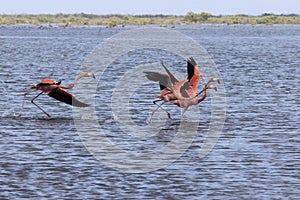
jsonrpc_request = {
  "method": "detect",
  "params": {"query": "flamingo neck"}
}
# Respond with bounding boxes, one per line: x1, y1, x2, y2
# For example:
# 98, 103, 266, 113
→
197, 89, 207, 104
59, 74, 86, 89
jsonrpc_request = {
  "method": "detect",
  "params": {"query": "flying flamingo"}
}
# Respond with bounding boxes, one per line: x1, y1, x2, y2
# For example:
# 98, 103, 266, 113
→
144, 57, 220, 120
18, 72, 95, 118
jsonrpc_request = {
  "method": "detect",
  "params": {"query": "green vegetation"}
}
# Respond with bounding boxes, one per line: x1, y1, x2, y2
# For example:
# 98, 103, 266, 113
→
0, 12, 299, 27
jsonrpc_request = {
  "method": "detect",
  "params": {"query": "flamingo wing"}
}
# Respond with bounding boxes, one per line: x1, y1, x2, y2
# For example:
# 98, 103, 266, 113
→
186, 57, 200, 93
144, 71, 172, 90
179, 81, 193, 98
48, 88, 89, 107
161, 61, 179, 85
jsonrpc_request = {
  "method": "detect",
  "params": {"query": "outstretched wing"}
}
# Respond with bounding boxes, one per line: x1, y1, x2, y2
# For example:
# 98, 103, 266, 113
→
48, 88, 89, 107
144, 71, 172, 90
161, 61, 179, 85
186, 57, 200, 92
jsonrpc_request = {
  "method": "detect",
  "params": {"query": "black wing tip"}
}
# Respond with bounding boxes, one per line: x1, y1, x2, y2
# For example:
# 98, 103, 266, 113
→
73, 101, 90, 107
48, 90, 91, 107
71, 97, 91, 107
187, 57, 197, 67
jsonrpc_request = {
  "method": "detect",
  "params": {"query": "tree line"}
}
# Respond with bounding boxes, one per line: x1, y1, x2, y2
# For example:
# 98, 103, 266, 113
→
0, 12, 299, 27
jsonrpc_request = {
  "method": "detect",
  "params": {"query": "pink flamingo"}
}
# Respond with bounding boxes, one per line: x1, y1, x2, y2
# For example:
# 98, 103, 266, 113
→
144, 57, 219, 119
18, 72, 95, 118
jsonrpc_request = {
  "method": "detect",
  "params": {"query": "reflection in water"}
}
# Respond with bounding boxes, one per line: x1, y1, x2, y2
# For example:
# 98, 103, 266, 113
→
0, 25, 299, 199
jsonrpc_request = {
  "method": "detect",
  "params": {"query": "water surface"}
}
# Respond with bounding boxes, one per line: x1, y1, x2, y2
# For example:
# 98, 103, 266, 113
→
0, 25, 299, 199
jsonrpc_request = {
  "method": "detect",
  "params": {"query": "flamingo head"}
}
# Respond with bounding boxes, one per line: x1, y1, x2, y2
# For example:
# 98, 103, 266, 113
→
82, 72, 95, 79
209, 78, 220, 84
206, 84, 217, 91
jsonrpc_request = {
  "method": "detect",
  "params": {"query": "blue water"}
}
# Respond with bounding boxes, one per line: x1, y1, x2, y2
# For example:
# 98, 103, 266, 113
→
0, 24, 299, 199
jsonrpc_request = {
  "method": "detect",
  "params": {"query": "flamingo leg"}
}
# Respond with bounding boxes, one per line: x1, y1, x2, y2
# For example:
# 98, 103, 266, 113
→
18, 89, 36, 117
181, 107, 189, 117
150, 100, 171, 122
18, 92, 29, 117
31, 92, 51, 118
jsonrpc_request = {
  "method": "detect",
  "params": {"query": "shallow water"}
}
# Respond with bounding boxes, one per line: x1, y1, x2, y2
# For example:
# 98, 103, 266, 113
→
0, 25, 299, 199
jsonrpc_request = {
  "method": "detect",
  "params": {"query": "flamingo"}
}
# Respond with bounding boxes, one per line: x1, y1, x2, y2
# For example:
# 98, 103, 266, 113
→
18, 72, 95, 118
144, 57, 220, 120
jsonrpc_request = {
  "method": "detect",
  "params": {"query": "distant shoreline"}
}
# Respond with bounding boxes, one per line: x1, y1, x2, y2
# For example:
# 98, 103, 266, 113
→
1, 12, 299, 27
